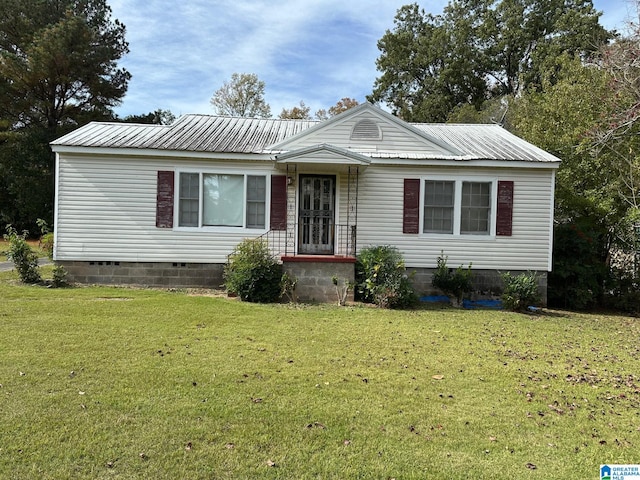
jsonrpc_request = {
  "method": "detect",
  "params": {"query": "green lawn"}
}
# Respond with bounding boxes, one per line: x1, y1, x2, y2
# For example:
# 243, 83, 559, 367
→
1, 268, 639, 479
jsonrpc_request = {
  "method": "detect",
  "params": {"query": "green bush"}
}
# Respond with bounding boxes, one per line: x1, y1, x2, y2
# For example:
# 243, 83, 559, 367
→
355, 245, 417, 309
36, 218, 54, 260
548, 220, 608, 310
432, 253, 472, 305
51, 264, 69, 288
501, 271, 541, 312
39, 233, 54, 259
3, 225, 42, 284
280, 272, 298, 303
604, 265, 640, 315
223, 239, 283, 303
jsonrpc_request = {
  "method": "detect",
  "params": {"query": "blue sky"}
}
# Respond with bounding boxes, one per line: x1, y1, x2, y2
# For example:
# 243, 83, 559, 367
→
108, 0, 632, 118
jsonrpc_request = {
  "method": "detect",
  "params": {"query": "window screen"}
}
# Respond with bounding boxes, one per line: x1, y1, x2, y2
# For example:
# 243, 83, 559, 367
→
423, 180, 455, 234
178, 173, 199, 227
246, 175, 266, 228
461, 182, 491, 234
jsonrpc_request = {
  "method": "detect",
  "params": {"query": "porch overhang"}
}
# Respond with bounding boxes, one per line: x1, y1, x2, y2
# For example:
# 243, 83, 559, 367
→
273, 144, 370, 173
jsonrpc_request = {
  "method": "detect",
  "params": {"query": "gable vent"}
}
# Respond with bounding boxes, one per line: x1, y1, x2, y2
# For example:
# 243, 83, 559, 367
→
350, 119, 382, 140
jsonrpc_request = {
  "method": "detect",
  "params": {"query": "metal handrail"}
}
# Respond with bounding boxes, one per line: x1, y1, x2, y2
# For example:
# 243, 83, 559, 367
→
257, 223, 356, 259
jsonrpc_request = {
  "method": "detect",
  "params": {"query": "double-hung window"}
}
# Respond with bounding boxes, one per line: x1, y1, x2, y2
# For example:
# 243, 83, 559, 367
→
179, 173, 199, 227
178, 172, 267, 229
422, 179, 493, 235
246, 175, 267, 229
461, 181, 491, 234
423, 180, 455, 234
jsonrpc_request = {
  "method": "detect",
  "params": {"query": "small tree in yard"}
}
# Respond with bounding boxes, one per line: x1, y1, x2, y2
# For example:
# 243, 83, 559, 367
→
432, 253, 472, 306
223, 239, 282, 303
3, 225, 42, 284
36, 219, 67, 287
356, 245, 417, 309
501, 271, 541, 312
332, 275, 353, 306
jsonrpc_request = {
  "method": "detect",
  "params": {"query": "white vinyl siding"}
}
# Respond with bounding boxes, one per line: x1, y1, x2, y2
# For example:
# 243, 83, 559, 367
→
356, 165, 555, 271
54, 155, 274, 263
54, 154, 555, 272
281, 111, 454, 156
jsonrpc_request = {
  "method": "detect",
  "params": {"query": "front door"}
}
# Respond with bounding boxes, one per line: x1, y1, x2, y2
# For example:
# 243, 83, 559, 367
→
299, 175, 335, 255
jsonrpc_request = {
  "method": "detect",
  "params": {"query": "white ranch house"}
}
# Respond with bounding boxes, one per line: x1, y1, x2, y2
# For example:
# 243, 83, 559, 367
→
51, 103, 559, 303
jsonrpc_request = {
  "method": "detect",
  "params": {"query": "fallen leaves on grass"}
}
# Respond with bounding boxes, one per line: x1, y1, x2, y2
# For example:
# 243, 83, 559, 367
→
548, 403, 564, 414
432, 375, 444, 380
306, 422, 326, 429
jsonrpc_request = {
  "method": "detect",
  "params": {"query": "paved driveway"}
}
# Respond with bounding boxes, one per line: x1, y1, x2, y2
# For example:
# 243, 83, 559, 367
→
0, 258, 51, 272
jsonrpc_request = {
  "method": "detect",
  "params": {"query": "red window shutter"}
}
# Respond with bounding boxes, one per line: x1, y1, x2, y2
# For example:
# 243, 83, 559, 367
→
270, 175, 287, 230
403, 179, 420, 234
156, 171, 174, 228
496, 181, 514, 236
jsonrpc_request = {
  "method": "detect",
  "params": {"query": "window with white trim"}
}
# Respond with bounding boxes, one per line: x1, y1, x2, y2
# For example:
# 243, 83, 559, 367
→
423, 180, 454, 234
177, 172, 267, 229
461, 181, 491, 234
246, 175, 267, 228
179, 173, 199, 227
422, 179, 494, 235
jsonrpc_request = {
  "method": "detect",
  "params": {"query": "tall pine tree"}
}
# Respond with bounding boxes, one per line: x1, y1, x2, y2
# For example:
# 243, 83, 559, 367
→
0, 0, 130, 232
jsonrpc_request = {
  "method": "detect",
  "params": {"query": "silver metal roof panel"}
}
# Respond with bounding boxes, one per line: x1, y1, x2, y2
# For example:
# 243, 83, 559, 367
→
412, 124, 559, 163
51, 110, 560, 164
52, 115, 319, 153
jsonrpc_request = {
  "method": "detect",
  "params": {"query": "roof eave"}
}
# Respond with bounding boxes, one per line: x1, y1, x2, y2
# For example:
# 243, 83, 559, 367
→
368, 157, 561, 169
51, 144, 274, 161
274, 143, 371, 166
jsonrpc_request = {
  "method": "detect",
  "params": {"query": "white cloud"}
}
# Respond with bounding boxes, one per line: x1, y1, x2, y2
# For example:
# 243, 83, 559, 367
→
107, 0, 430, 116
108, 0, 626, 117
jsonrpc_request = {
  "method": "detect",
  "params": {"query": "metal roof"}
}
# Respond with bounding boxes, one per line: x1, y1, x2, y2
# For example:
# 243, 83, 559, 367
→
411, 124, 560, 163
52, 115, 319, 153
51, 109, 560, 164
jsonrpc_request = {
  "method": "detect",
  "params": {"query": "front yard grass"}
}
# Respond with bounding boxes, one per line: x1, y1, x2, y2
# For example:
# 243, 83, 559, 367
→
1, 268, 639, 479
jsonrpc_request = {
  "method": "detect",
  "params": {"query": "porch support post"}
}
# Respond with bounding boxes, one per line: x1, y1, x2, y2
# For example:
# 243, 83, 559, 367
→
285, 164, 297, 256
347, 166, 359, 256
